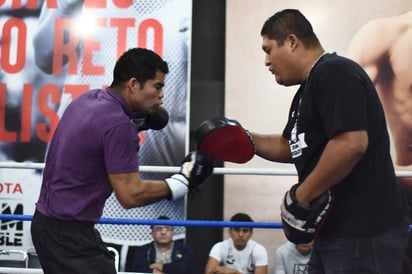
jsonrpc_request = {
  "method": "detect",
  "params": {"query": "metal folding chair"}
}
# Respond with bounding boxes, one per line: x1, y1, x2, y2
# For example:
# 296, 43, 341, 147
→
26, 248, 41, 269
107, 246, 120, 272
0, 250, 28, 268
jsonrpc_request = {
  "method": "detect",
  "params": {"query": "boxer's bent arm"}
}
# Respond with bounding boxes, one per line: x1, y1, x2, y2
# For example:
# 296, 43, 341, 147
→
251, 133, 292, 163
109, 172, 170, 209
296, 130, 368, 206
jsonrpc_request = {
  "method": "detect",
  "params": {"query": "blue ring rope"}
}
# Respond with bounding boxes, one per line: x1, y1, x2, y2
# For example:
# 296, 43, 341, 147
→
1, 214, 411, 230
0, 214, 283, 228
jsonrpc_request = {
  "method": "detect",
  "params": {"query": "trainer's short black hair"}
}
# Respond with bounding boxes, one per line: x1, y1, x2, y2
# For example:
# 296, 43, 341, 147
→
260, 9, 321, 48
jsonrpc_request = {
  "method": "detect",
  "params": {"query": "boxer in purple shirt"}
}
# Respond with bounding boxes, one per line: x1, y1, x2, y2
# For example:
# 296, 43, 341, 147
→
30, 48, 213, 274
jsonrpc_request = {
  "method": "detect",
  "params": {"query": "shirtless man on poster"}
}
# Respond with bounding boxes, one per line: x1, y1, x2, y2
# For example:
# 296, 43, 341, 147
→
346, 10, 412, 273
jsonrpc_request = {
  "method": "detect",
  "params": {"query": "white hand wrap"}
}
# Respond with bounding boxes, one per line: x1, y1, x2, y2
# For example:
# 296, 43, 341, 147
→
165, 174, 189, 200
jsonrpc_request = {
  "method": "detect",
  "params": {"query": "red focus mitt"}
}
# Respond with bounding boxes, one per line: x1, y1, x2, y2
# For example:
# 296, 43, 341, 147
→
194, 117, 255, 163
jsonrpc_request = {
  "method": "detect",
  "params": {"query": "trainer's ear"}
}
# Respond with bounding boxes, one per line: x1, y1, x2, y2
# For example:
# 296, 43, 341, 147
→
288, 34, 299, 50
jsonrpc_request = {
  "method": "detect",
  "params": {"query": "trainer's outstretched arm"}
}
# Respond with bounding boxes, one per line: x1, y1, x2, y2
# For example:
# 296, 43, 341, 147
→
251, 133, 293, 163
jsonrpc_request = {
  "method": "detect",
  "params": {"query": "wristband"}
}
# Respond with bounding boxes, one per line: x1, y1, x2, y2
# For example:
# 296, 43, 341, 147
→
165, 174, 189, 200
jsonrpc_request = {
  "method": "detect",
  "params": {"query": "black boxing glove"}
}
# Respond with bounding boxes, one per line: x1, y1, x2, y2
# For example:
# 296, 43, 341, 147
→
165, 151, 214, 200
132, 107, 169, 131
280, 184, 332, 244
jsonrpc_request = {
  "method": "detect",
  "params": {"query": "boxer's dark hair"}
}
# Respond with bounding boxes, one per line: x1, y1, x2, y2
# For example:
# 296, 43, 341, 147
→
110, 48, 169, 89
261, 9, 321, 48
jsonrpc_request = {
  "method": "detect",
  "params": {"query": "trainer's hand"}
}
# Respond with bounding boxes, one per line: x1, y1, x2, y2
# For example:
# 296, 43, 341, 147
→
165, 151, 214, 200
228, 118, 256, 153
280, 184, 332, 244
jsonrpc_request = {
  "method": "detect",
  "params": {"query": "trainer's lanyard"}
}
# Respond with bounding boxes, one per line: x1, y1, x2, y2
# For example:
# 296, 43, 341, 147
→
289, 87, 305, 159
288, 53, 327, 159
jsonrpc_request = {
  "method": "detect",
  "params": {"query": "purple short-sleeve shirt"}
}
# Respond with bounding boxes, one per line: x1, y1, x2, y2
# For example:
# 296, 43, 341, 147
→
36, 88, 140, 222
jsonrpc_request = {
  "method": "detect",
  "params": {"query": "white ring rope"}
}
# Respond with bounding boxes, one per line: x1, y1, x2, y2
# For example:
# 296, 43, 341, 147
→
0, 161, 412, 177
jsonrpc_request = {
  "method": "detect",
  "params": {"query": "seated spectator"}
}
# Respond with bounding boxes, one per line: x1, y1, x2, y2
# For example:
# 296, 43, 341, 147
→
274, 241, 313, 274
130, 216, 194, 274
204, 212, 268, 274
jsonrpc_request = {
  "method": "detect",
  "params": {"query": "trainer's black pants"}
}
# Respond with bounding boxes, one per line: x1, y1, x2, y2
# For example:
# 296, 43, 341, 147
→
31, 210, 117, 274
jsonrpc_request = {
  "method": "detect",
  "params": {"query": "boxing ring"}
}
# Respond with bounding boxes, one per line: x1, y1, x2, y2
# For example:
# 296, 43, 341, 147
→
0, 162, 411, 273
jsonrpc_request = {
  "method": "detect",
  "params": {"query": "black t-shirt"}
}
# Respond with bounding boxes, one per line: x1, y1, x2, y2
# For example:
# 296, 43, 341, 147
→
282, 53, 406, 236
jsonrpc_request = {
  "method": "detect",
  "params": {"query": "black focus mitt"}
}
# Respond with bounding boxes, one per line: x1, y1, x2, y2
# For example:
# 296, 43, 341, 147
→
280, 184, 333, 244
